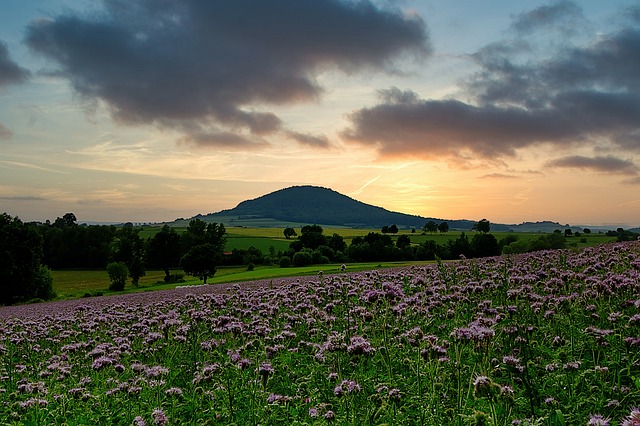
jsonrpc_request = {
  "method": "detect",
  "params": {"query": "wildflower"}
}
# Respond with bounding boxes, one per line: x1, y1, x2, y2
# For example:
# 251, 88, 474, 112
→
309, 407, 319, 418
587, 414, 610, 426
620, 407, 640, 426
347, 336, 375, 356
324, 410, 335, 421
133, 416, 146, 426
473, 375, 500, 400
165, 387, 182, 396
152, 408, 168, 426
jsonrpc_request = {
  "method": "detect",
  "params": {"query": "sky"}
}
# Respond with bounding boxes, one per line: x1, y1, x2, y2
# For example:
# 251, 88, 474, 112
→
1, 0, 639, 227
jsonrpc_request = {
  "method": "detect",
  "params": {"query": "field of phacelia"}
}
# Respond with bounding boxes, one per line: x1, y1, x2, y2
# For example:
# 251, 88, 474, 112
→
1, 241, 640, 425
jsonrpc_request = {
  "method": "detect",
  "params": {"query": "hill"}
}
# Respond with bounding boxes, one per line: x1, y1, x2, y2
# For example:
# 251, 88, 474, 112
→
180, 185, 509, 231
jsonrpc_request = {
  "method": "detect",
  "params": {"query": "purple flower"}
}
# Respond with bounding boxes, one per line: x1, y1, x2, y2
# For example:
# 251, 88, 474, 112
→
587, 414, 610, 426
152, 408, 168, 426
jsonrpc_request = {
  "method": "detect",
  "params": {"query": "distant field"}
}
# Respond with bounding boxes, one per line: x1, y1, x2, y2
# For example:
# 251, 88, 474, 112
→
141, 225, 617, 253
50, 261, 425, 301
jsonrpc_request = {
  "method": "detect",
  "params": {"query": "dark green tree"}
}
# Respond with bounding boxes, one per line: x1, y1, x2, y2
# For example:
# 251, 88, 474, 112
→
397, 234, 411, 249
181, 243, 219, 284
291, 225, 327, 251
107, 262, 129, 291
472, 219, 491, 234
111, 226, 145, 287
471, 233, 500, 258
283, 227, 297, 239
0, 213, 54, 305
438, 222, 449, 233
147, 225, 182, 282
389, 224, 399, 234
423, 220, 438, 234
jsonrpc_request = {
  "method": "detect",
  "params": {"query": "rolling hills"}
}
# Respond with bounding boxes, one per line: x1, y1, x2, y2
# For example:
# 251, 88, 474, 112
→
177, 185, 509, 231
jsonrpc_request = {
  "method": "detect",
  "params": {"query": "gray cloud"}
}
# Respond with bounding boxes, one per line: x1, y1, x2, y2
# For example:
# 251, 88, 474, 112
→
177, 131, 270, 150
285, 131, 331, 149
0, 41, 30, 87
0, 41, 30, 139
546, 155, 639, 175
25, 0, 430, 148
509, 0, 584, 36
343, 2, 640, 162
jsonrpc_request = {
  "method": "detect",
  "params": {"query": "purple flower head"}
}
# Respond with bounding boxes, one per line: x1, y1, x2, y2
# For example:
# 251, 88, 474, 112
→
587, 414, 610, 426
152, 408, 168, 426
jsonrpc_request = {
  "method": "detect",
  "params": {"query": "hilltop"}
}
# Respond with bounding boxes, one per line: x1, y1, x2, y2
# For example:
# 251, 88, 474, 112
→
169, 185, 638, 233
174, 185, 510, 230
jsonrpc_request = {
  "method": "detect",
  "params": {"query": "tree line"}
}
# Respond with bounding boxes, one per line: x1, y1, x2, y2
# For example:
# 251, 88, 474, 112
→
3, 211, 637, 305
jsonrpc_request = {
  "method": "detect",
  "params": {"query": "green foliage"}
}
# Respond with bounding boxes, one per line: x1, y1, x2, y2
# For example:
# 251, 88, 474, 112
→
106, 262, 128, 291
180, 243, 219, 284
0, 213, 55, 305
283, 227, 297, 239
279, 256, 291, 268
473, 218, 491, 233
147, 224, 181, 280
292, 250, 313, 267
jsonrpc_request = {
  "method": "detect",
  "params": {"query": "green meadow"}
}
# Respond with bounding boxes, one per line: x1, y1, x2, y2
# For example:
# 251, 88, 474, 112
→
49, 226, 616, 301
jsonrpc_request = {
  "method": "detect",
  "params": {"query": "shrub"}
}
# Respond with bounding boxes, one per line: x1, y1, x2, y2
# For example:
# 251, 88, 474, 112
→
292, 250, 313, 267
107, 262, 128, 291
279, 256, 291, 268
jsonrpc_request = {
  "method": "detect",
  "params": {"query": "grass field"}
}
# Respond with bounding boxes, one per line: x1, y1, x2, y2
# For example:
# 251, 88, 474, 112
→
50, 227, 617, 301
50, 261, 426, 300
141, 224, 618, 252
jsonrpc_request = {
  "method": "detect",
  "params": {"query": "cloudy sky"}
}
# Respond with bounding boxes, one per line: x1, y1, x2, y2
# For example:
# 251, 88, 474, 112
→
1, 0, 639, 226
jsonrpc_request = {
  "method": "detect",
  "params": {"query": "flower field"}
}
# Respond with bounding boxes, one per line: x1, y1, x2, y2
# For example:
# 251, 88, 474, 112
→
1, 242, 640, 425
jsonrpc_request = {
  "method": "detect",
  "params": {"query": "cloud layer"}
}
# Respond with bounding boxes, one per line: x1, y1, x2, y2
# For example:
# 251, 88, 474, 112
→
25, 0, 430, 148
0, 41, 31, 139
342, 2, 640, 172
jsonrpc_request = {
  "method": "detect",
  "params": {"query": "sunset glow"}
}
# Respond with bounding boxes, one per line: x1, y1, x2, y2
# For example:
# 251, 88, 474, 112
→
1, 1, 639, 226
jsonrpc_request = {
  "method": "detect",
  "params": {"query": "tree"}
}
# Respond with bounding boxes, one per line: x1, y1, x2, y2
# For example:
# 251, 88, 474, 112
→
0, 213, 54, 305
471, 233, 500, 258
181, 243, 219, 284
389, 224, 398, 234
148, 225, 182, 282
583, 228, 591, 235
283, 227, 297, 239
396, 234, 411, 249
291, 225, 327, 251
564, 228, 573, 237
472, 219, 491, 234
107, 262, 128, 291
438, 222, 449, 233
423, 220, 438, 234
111, 226, 145, 286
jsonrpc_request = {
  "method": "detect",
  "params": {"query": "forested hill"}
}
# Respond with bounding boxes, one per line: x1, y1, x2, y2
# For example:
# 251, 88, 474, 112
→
198, 185, 496, 230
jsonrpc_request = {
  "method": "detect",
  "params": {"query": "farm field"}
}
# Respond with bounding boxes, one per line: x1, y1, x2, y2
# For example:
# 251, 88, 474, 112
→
2, 241, 639, 424
50, 261, 426, 300
139, 224, 618, 252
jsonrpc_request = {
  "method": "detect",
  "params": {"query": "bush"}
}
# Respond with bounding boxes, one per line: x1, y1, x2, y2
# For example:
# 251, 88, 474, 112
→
107, 262, 129, 291
279, 256, 291, 268
292, 250, 313, 267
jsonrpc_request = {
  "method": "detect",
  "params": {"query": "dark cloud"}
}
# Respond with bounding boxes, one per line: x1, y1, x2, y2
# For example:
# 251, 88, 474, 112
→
0, 41, 30, 87
25, 0, 430, 148
176, 131, 269, 150
285, 131, 331, 149
509, 0, 584, 36
546, 155, 639, 175
343, 2, 640, 162
0, 41, 30, 140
